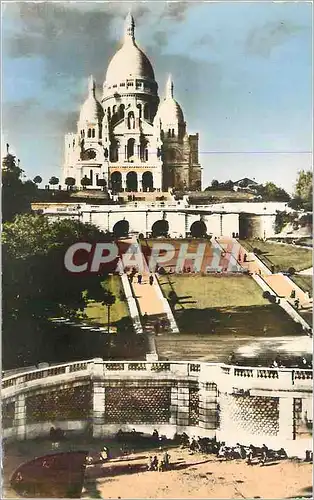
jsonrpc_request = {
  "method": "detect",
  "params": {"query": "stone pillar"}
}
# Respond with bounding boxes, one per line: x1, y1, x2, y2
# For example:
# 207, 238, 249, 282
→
176, 383, 190, 428
121, 172, 127, 191
170, 386, 178, 425
278, 396, 294, 441
15, 393, 27, 440
92, 359, 105, 438
198, 383, 218, 432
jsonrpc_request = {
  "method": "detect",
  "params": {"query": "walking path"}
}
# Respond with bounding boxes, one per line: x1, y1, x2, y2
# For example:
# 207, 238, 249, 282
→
123, 238, 179, 360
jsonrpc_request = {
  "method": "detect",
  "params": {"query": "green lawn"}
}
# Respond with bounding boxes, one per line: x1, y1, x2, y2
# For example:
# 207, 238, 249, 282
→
84, 275, 129, 327
240, 239, 312, 272
156, 275, 304, 361
291, 275, 312, 297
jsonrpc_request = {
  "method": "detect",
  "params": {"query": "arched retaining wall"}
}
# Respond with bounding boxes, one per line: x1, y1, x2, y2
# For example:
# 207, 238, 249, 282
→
2, 359, 312, 457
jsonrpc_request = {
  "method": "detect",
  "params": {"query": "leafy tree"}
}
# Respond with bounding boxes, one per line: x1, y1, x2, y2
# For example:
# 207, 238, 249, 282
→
2, 145, 37, 222
211, 179, 219, 189
223, 180, 234, 191
49, 176, 59, 189
255, 182, 290, 202
96, 178, 107, 191
65, 177, 76, 191
33, 175, 43, 185
293, 170, 312, 211
81, 176, 92, 189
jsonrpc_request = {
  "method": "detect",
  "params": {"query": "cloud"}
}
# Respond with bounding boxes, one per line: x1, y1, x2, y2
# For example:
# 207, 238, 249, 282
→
159, 1, 196, 22
152, 30, 169, 48
245, 20, 307, 57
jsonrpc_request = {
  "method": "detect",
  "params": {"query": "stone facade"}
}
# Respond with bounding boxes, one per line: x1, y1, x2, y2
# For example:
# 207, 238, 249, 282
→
2, 360, 312, 457
62, 14, 202, 192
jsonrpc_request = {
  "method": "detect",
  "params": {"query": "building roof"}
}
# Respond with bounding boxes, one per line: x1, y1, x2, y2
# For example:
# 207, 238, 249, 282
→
104, 13, 155, 86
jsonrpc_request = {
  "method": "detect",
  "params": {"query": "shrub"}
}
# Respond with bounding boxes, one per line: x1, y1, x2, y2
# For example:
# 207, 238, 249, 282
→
269, 294, 277, 304
288, 267, 296, 275
263, 290, 271, 299
253, 247, 262, 255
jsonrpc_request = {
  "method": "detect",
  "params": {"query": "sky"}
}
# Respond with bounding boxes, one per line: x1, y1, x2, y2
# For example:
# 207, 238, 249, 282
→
1, 0, 313, 193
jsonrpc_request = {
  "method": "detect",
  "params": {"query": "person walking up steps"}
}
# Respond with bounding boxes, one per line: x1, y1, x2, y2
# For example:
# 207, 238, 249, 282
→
149, 275, 154, 286
137, 274, 142, 284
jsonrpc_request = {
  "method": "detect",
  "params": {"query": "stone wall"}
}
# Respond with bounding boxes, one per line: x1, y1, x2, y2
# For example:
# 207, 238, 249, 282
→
2, 359, 312, 457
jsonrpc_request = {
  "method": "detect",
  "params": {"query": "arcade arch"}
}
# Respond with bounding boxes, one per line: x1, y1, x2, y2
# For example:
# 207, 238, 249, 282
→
142, 171, 153, 192
126, 171, 138, 192
190, 220, 207, 238
111, 171, 122, 192
151, 219, 169, 238
112, 220, 129, 239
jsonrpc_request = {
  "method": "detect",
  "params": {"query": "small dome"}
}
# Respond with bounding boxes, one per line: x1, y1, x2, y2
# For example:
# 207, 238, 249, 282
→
155, 76, 184, 126
104, 14, 155, 87
79, 76, 104, 124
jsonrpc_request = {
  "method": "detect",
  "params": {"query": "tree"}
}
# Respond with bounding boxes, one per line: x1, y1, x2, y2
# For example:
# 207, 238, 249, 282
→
103, 290, 116, 334
96, 178, 107, 191
2, 145, 37, 222
65, 177, 76, 191
33, 175, 42, 185
49, 176, 59, 189
255, 182, 290, 202
81, 176, 92, 189
211, 179, 219, 189
293, 170, 312, 211
223, 180, 234, 191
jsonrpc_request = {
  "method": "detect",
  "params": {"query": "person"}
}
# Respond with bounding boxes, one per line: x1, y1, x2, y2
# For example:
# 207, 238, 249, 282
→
290, 289, 296, 299
217, 442, 227, 459
294, 298, 300, 310
151, 455, 158, 471
244, 253, 247, 262
147, 456, 154, 471
152, 429, 159, 442
137, 274, 142, 284
259, 444, 268, 466
163, 451, 170, 469
149, 275, 154, 286
272, 359, 278, 368
100, 446, 109, 461
160, 318, 167, 331
246, 445, 254, 465
129, 274, 133, 284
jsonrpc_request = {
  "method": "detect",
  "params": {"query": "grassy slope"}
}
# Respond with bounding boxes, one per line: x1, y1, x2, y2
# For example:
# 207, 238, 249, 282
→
240, 239, 312, 272
157, 275, 303, 361
84, 275, 129, 326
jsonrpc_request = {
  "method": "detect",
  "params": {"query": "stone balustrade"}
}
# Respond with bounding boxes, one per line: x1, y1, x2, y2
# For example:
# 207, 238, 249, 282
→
2, 359, 312, 457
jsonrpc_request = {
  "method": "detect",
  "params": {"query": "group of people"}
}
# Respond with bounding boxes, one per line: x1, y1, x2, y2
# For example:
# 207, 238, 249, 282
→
177, 434, 288, 466
128, 267, 154, 286
147, 451, 171, 472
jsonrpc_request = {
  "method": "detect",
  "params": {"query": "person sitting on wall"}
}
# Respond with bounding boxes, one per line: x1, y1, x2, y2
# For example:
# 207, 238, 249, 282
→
100, 446, 109, 462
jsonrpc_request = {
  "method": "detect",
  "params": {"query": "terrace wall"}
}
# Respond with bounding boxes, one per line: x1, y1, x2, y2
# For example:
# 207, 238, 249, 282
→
2, 359, 312, 457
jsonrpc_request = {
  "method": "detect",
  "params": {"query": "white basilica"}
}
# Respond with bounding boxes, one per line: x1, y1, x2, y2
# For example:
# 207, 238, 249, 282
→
62, 13, 202, 193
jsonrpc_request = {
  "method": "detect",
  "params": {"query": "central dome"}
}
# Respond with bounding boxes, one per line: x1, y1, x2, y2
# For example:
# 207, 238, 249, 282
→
104, 13, 155, 87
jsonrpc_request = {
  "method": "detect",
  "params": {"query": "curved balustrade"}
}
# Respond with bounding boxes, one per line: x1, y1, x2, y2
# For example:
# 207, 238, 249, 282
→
1, 359, 312, 457
2, 359, 312, 393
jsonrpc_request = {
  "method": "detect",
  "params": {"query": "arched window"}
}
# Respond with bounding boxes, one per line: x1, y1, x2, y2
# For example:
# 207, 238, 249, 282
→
92, 129, 95, 138
172, 129, 175, 137
144, 104, 149, 120
88, 129, 92, 138
112, 105, 116, 115
137, 103, 142, 118
107, 108, 111, 119
90, 169, 93, 184
119, 104, 125, 119
127, 138, 135, 160
168, 129, 171, 138
145, 148, 148, 161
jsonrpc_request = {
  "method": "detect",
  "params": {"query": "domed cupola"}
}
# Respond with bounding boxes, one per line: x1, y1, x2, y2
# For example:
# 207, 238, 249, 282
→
155, 76, 185, 139
79, 76, 104, 126
103, 13, 158, 102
